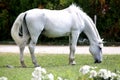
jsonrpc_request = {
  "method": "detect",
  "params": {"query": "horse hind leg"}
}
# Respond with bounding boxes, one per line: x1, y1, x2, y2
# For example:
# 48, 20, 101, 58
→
28, 29, 43, 67
19, 46, 26, 67
28, 28, 42, 67
28, 39, 39, 67
27, 18, 45, 67
19, 39, 29, 67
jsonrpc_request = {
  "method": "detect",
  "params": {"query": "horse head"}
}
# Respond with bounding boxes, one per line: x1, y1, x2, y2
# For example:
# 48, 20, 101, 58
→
89, 39, 104, 63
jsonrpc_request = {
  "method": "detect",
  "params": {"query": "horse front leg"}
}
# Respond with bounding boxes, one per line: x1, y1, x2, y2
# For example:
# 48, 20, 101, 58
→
19, 46, 26, 67
69, 31, 79, 65
29, 40, 39, 67
69, 43, 76, 65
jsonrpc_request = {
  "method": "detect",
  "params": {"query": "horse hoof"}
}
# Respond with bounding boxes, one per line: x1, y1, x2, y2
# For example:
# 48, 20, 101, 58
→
69, 61, 76, 65
34, 65, 40, 67
22, 65, 27, 68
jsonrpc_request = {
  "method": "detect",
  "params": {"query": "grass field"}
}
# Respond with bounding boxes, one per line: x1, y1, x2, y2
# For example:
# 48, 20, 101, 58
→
0, 53, 120, 80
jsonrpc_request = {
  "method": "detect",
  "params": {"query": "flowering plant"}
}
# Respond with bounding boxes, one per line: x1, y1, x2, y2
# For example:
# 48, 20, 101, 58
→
0, 76, 8, 80
1, 65, 120, 80
79, 65, 120, 80
31, 67, 54, 80
31, 67, 68, 80
31, 66, 120, 80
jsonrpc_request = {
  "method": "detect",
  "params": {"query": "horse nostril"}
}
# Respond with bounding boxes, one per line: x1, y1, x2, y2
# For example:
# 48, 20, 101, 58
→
94, 60, 102, 63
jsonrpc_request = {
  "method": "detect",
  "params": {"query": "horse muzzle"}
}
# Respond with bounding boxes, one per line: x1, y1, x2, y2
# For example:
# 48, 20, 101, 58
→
94, 60, 102, 63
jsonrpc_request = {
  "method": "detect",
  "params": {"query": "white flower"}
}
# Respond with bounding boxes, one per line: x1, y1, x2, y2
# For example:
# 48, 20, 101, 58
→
32, 67, 42, 78
41, 68, 47, 75
107, 70, 112, 77
89, 70, 97, 78
32, 67, 47, 80
79, 65, 91, 75
117, 75, 120, 80
31, 77, 42, 80
0, 77, 8, 80
110, 72, 117, 80
47, 73, 54, 80
98, 69, 111, 79
117, 71, 120, 74
111, 72, 117, 77
57, 77, 63, 80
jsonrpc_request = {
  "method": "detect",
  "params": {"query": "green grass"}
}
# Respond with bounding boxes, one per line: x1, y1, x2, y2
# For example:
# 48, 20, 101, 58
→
0, 53, 120, 80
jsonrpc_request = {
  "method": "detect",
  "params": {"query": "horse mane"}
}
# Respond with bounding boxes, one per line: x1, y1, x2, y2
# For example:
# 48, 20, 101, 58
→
68, 4, 83, 11
67, 3, 86, 15
67, 4, 103, 46
66, 4, 85, 28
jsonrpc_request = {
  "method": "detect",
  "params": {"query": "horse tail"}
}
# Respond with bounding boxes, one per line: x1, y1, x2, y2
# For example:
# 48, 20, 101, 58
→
11, 12, 29, 46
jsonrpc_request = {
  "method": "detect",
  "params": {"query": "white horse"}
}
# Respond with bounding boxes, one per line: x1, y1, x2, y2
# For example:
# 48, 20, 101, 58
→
11, 4, 103, 67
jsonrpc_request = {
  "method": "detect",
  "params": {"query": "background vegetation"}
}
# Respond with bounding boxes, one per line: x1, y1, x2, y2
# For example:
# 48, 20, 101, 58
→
0, 0, 120, 44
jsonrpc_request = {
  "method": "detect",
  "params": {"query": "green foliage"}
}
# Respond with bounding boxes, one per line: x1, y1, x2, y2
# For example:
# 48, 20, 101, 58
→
0, 0, 120, 42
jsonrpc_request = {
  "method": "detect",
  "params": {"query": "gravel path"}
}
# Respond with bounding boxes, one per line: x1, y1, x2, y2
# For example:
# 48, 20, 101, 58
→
0, 45, 120, 54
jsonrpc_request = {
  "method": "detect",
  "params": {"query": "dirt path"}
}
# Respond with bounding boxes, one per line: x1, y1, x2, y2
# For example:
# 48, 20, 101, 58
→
0, 45, 120, 54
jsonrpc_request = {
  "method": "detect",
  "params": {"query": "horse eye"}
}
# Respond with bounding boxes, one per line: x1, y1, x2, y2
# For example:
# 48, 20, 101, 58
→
98, 46, 102, 50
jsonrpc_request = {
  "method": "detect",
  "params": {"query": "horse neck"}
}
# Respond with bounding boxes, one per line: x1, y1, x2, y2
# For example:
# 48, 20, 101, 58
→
83, 16, 101, 45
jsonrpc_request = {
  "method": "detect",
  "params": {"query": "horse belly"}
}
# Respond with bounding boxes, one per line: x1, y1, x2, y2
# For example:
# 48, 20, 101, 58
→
43, 27, 71, 38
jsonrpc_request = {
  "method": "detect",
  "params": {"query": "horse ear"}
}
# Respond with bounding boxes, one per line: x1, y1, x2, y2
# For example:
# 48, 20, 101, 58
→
99, 38, 105, 44
102, 38, 104, 41
101, 38, 106, 44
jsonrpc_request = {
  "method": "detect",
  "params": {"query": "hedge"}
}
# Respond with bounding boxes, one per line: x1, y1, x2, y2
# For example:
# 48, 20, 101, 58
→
0, 0, 120, 43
